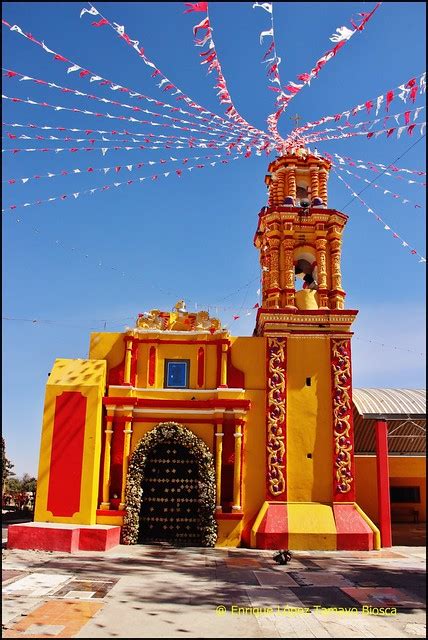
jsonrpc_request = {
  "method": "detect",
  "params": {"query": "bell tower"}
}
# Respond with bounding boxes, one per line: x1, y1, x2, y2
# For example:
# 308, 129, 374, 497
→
251, 147, 378, 551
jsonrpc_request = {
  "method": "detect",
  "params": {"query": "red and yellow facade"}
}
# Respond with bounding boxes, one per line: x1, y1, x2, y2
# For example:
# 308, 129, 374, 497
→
17, 148, 387, 553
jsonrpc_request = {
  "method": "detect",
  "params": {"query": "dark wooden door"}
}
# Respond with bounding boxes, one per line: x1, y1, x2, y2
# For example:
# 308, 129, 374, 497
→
138, 442, 201, 545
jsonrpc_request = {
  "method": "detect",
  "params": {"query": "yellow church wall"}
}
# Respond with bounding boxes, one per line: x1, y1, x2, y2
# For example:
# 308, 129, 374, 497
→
287, 336, 333, 502
89, 333, 124, 369
35, 359, 106, 525
136, 342, 150, 387
355, 456, 426, 523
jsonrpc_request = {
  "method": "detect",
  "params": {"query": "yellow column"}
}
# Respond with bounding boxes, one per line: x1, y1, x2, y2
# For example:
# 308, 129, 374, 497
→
220, 343, 228, 387
99, 409, 115, 510
329, 231, 346, 310
124, 336, 133, 385
119, 413, 133, 510
267, 237, 281, 308
232, 422, 243, 512
315, 236, 329, 309
282, 236, 296, 309
319, 169, 328, 204
309, 165, 319, 198
287, 165, 297, 199
215, 426, 224, 512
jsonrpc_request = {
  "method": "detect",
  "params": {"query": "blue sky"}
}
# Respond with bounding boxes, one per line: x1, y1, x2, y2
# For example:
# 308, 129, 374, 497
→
2, 2, 426, 477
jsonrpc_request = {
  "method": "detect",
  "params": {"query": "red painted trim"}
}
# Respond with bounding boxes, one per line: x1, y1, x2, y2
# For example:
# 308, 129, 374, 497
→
103, 397, 250, 410
131, 338, 229, 346
197, 347, 205, 388
47, 392, 87, 517
148, 346, 156, 386
215, 512, 244, 520
96, 509, 125, 516
130, 341, 138, 387
257, 308, 358, 318
375, 420, 392, 548
110, 419, 125, 500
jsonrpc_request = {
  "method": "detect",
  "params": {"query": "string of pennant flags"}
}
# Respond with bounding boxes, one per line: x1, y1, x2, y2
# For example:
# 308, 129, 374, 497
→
303, 121, 426, 144
333, 164, 424, 209
2, 67, 262, 141
292, 71, 426, 139
2, 153, 246, 212
328, 152, 426, 181
300, 106, 425, 139
334, 169, 426, 263
1, 17, 257, 139
2, 151, 237, 186
184, 2, 266, 138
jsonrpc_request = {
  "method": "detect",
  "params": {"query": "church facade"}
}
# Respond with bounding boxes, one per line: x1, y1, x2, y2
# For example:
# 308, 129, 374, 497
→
13, 148, 386, 552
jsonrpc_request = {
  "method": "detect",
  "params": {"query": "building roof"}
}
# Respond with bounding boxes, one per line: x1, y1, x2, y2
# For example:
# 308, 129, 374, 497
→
352, 388, 426, 420
352, 388, 426, 455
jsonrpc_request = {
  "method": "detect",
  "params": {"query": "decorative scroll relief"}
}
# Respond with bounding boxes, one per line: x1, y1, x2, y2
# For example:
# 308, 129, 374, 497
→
267, 337, 286, 496
331, 339, 353, 494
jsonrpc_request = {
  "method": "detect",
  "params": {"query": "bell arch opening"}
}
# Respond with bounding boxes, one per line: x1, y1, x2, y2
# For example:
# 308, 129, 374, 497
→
121, 422, 217, 547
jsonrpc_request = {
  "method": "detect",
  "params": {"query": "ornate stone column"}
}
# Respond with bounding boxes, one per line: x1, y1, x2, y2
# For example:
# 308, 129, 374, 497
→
267, 237, 281, 308
99, 409, 115, 510
287, 165, 297, 200
319, 169, 328, 204
315, 236, 329, 309
281, 236, 296, 308
309, 165, 319, 198
329, 233, 346, 310
232, 421, 243, 511
119, 412, 133, 510
214, 425, 224, 512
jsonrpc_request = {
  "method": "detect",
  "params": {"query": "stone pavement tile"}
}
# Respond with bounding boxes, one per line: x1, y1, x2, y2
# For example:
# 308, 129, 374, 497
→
253, 571, 299, 587
311, 612, 409, 638
52, 578, 118, 600
2, 570, 27, 584
293, 572, 355, 588
225, 557, 263, 568
289, 587, 360, 610
215, 569, 260, 586
3, 600, 103, 638
2, 596, 45, 627
273, 610, 331, 638
341, 587, 426, 609
3, 573, 71, 597
245, 587, 304, 608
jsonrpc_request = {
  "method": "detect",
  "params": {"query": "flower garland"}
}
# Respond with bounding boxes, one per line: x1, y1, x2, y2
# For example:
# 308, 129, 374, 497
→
121, 422, 217, 546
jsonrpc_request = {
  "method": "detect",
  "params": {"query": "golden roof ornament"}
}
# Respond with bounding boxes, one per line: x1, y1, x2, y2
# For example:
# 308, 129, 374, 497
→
135, 301, 225, 334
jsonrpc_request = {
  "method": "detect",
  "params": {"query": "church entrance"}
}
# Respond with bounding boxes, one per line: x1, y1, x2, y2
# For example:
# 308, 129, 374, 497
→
138, 442, 200, 545
121, 422, 217, 547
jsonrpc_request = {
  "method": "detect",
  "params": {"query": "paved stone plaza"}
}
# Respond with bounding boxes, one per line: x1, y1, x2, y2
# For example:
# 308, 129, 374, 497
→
2, 542, 426, 638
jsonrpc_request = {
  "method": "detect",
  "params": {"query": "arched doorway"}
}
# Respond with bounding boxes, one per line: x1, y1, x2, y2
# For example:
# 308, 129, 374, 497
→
121, 422, 217, 547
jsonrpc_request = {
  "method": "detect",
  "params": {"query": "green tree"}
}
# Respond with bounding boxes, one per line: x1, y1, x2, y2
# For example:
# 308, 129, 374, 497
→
2, 437, 15, 494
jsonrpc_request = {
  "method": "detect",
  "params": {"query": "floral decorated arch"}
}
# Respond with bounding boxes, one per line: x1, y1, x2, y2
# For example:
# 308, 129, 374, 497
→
121, 422, 217, 546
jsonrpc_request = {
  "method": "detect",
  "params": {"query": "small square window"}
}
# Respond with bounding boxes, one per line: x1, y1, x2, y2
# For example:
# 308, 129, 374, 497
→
164, 360, 190, 389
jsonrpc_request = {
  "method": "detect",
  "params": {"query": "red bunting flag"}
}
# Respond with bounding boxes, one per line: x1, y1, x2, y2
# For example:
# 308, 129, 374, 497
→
183, 2, 208, 13
233, 316, 240, 320
253, 303, 260, 309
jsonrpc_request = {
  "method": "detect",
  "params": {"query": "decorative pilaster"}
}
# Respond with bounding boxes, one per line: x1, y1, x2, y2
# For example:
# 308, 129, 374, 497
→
267, 237, 281, 308
315, 236, 329, 308
99, 409, 115, 509
232, 422, 243, 511
220, 343, 228, 387
319, 168, 328, 204
287, 165, 297, 199
309, 165, 319, 198
119, 413, 133, 510
266, 338, 287, 499
124, 336, 133, 384
281, 236, 296, 309
329, 234, 346, 309
215, 427, 224, 512
331, 338, 355, 501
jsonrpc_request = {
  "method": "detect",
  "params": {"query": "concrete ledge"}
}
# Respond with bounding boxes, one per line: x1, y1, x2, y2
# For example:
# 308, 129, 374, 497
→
7, 522, 121, 553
